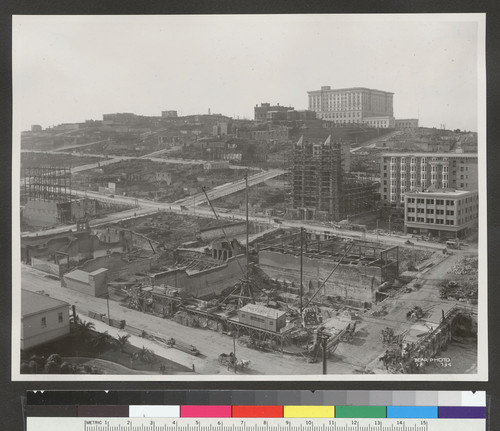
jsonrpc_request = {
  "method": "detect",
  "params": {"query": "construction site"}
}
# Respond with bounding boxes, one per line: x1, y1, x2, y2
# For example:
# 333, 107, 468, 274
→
19, 131, 478, 376
21, 166, 134, 230
286, 136, 379, 222
21, 186, 478, 374
204, 177, 287, 217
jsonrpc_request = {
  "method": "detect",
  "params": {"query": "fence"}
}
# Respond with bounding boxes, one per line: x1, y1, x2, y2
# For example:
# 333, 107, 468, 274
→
87, 310, 125, 329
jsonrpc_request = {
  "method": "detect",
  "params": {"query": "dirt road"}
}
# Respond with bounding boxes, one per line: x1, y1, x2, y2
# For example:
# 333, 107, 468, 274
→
335, 250, 477, 372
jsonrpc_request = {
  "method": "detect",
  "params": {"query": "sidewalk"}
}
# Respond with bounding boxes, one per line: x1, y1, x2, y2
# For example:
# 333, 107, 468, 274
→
80, 314, 201, 374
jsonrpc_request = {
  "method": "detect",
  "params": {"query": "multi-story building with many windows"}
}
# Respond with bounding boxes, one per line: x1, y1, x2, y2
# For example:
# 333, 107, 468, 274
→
404, 189, 478, 238
254, 103, 294, 121
395, 118, 419, 130
380, 153, 478, 206
363, 116, 395, 129
307, 86, 394, 125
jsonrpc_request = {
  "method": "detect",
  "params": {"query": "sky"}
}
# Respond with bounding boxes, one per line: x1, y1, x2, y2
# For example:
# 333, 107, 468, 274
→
13, 14, 484, 132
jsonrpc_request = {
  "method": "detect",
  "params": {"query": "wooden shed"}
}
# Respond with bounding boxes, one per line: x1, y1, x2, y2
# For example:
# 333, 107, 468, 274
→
237, 303, 286, 333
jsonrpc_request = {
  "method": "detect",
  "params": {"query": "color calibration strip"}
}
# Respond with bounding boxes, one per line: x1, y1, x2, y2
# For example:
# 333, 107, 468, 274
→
27, 390, 487, 407
25, 391, 486, 420
27, 404, 486, 419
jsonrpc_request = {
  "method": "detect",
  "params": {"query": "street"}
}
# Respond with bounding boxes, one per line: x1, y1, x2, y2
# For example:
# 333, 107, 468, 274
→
22, 178, 455, 253
21, 265, 355, 375
18, 149, 479, 376
20, 248, 476, 376
21, 148, 263, 172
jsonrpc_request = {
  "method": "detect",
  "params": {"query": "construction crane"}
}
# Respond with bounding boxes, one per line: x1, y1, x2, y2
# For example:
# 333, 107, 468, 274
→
202, 182, 257, 308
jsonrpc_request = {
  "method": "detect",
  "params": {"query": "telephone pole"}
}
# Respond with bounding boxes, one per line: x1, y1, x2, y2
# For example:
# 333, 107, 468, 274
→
300, 227, 304, 318
245, 173, 249, 280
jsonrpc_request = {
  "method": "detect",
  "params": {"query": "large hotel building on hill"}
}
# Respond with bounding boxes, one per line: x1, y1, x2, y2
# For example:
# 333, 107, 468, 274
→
307, 86, 394, 126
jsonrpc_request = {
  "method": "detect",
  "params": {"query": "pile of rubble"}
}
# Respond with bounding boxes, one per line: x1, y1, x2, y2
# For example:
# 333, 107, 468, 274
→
439, 257, 479, 302
398, 247, 434, 271
450, 257, 478, 276
440, 280, 478, 302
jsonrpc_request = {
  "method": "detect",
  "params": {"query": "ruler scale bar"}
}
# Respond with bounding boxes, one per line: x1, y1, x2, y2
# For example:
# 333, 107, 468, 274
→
27, 418, 485, 431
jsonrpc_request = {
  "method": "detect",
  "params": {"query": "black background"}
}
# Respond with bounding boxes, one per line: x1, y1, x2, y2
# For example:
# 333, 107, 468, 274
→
0, 1, 499, 430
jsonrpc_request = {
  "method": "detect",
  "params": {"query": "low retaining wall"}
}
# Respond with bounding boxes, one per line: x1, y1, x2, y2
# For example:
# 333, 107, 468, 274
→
31, 257, 65, 278
77, 253, 153, 281
199, 221, 247, 242
150, 255, 245, 298
259, 250, 380, 306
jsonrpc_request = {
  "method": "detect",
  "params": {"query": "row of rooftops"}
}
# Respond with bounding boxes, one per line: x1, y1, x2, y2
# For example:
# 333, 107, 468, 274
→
308, 86, 394, 95
381, 152, 477, 158
64, 268, 108, 284
405, 189, 478, 198
239, 303, 286, 319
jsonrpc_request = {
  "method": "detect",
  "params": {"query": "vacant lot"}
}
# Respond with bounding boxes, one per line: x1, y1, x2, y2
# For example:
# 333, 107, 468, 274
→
209, 181, 286, 214
73, 159, 244, 202
21, 153, 103, 173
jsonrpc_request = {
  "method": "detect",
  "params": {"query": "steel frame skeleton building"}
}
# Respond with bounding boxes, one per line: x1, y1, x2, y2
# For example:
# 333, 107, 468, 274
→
23, 167, 72, 203
22, 167, 73, 226
287, 137, 378, 221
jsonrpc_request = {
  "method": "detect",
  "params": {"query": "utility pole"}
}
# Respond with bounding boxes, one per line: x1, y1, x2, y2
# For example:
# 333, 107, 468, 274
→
376, 218, 379, 242
245, 173, 249, 280
300, 227, 304, 318
202, 186, 249, 302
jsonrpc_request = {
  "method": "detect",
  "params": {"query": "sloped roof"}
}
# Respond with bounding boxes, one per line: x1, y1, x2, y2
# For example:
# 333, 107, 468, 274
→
63, 269, 89, 283
21, 290, 69, 317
